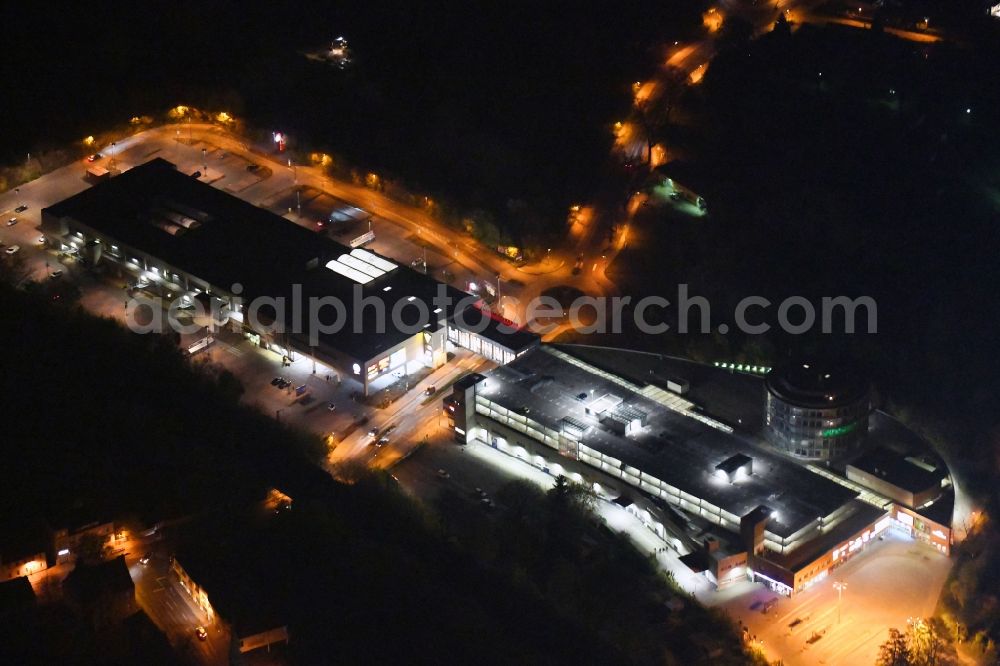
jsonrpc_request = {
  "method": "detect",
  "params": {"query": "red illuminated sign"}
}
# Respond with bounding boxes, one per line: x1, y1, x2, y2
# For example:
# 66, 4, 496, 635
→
472, 302, 520, 331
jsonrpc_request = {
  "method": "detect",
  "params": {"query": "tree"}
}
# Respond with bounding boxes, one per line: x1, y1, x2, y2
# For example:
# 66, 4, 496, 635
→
906, 618, 943, 666
77, 532, 111, 564
716, 16, 754, 53
0, 252, 34, 287
635, 68, 686, 168
496, 480, 546, 523
876, 628, 911, 666
464, 209, 501, 248
547, 475, 595, 513
772, 12, 791, 40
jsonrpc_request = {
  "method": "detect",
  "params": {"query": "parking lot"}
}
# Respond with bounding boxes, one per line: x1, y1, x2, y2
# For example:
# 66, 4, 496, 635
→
713, 535, 953, 666
205, 329, 366, 438
259, 184, 483, 292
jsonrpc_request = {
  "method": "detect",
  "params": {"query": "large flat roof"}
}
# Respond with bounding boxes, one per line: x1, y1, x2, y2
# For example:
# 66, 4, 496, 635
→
44, 159, 474, 361
478, 347, 859, 539
555, 345, 942, 472
848, 447, 946, 495
553, 344, 766, 431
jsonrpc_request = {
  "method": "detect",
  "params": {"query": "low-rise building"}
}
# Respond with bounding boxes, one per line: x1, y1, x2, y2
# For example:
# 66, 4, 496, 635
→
0, 524, 48, 582
847, 447, 947, 510
51, 519, 116, 565
0, 576, 36, 619
172, 554, 289, 655
63, 555, 136, 629
41, 159, 537, 395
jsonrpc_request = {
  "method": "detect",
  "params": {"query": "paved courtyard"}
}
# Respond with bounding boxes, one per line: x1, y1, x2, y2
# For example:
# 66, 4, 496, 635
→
712, 534, 953, 665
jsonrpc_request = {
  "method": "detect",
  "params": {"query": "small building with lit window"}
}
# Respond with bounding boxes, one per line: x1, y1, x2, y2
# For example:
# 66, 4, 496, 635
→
447, 304, 539, 364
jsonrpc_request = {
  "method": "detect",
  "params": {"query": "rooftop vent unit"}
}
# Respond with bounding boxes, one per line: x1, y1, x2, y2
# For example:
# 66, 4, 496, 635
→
585, 393, 623, 419
560, 416, 588, 440
325, 247, 398, 284
599, 413, 628, 435
612, 404, 648, 428
714, 453, 753, 482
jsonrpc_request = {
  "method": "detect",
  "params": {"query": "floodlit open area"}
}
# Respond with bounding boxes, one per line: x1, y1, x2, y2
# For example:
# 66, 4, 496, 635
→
716, 535, 953, 665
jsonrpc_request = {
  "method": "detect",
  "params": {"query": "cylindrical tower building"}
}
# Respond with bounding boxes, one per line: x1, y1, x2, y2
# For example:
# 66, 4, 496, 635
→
765, 362, 870, 460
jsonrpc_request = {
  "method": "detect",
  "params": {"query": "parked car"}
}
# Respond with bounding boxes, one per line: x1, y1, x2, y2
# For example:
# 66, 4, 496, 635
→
14, 205, 27, 213
294, 384, 308, 396
437, 468, 450, 479
271, 376, 284, 386
190, 170, 201, 178
424, 386, 436, 396
49, 270, 63, 279
327, 402, 336, 412
6, 217, 17, 226
36, 235, 45, 244
5, 245, 19, 255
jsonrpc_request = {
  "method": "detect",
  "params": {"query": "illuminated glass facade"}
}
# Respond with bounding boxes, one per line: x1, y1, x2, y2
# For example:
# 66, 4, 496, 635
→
765, 364, 870, 460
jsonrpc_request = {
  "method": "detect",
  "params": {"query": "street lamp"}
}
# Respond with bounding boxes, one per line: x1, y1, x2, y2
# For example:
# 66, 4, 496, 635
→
833, 581, 847, 624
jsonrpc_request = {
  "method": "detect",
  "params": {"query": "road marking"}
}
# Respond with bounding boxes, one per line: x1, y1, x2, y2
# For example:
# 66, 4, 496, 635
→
217, 341, 245, 357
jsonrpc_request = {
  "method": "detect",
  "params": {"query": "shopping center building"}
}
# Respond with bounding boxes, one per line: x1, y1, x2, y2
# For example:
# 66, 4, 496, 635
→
446, 346, 954, 596
41, 158, 537, 393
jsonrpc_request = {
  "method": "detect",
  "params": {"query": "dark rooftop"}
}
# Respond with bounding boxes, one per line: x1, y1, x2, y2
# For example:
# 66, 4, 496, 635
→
63, 555, 134, 605
914, 489, 954, 529
848, 447, 946, 495
765, 360, 869, 409
553, 344, 766, 432
480, 348, 859, 539
43, 158, 479, 362
716, 453, 753, 477
0, 577, 35, 618
178, 537, 286, 638
679, 550, 710, 574
455, 372, 487, 391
